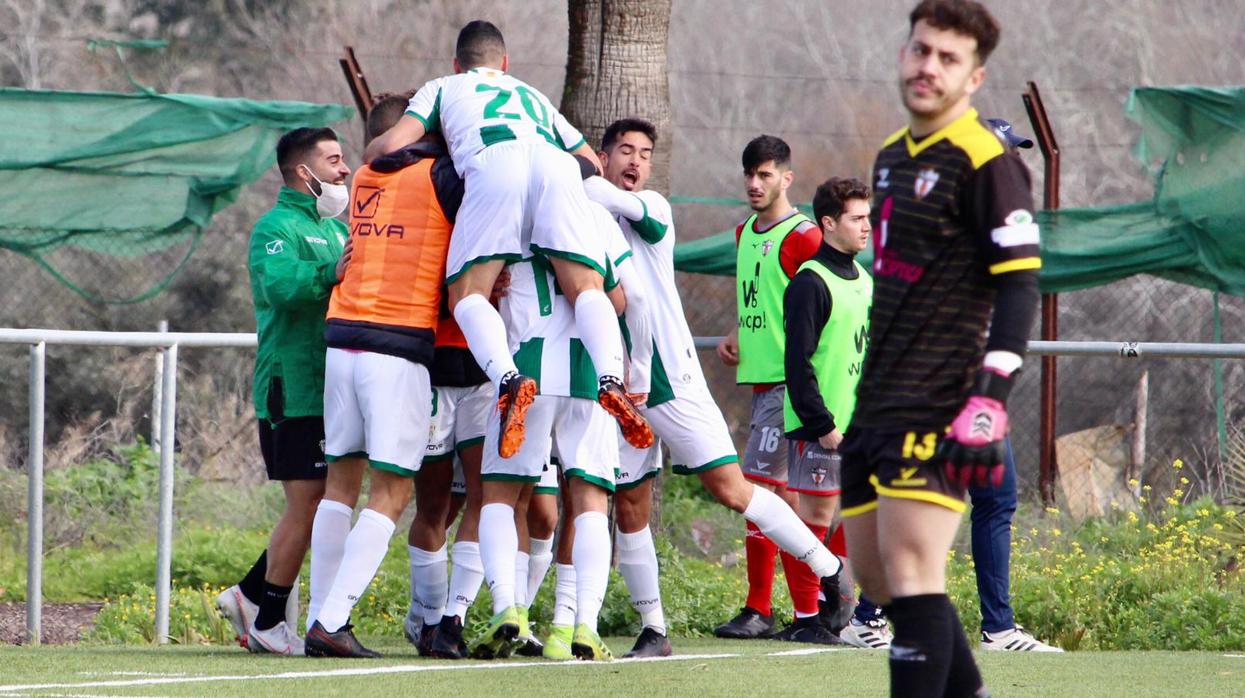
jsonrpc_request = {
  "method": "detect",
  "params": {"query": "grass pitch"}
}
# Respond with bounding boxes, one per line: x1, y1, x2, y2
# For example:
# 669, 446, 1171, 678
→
1, 637, 1241, 697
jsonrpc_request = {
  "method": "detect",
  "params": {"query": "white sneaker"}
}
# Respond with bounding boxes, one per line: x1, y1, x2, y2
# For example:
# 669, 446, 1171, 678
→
284, 577, 301, 631
980, 625, 1064, 652
247, 620, 306, 656
216, 585, 258, 648
839, 617, 892, 649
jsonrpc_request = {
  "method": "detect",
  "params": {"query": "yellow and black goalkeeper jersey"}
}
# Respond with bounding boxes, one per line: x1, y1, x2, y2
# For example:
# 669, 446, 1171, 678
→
855, 108, 1041, 430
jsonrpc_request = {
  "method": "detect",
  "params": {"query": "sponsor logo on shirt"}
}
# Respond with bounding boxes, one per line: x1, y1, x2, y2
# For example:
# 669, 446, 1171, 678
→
876, 167, 890, 189
265, 240, 284, 255
305, 236, 329, 245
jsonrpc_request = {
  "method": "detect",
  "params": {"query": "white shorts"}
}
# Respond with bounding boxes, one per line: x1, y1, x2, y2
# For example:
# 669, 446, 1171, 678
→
644, 389, 738, 476
482, 395, 619, 491
426, 383, 491, 460
534, 454, 560, 495
324, 348, 432, 475
448, 140, 608, 283
618, 438, 663, 490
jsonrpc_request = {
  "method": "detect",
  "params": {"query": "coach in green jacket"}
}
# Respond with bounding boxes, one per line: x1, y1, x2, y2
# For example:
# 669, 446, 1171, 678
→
216, 127, 355, 655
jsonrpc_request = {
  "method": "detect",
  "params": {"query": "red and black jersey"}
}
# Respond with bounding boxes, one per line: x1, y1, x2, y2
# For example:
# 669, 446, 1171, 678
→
854, 108, 1041, 430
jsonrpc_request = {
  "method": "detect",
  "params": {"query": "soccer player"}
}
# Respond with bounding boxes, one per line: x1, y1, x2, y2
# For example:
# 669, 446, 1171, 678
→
584, 120, 847, 647
219, 127, 351, 656
472, 196, 637, 662
779, 177, 874, 645
712, 135, 829, 639
303, 105, 456, 659
365, 20, 652, 457
839, 1, 1041, 694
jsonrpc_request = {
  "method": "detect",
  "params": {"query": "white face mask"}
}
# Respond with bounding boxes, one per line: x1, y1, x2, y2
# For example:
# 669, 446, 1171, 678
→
301, 166, 349, 218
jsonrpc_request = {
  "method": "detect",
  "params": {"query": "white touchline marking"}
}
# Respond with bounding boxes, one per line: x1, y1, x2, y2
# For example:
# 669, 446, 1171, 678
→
766, 648, 848, 657
0, 652, 748, 693
1225, 654, 1245, 658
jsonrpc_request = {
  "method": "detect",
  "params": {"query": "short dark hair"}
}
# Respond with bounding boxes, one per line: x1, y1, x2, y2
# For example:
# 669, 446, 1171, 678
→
276, 127, 338, 180
366, 90, 417, 143
812, 177, 871, 225
456, 20, 506, 69
741, 134, 791, 173
908, 0, 1001, 64
601, 118, 658, 151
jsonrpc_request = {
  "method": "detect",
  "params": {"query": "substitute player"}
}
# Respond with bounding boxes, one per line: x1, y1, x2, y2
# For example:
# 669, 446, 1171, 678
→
222, 127, 352, 656
840, 1, 1041, 694
585, 121, 847, 644
713, 135, 830, 639
779, 177, 873, 645
365, 20, 652, 457
303, 116, 454, 659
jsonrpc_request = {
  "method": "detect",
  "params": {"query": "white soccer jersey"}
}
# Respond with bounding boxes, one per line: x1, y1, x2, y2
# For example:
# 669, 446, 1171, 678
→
500, 204, 631, 399
611, 189, 707, 407
405, 68, 587, 175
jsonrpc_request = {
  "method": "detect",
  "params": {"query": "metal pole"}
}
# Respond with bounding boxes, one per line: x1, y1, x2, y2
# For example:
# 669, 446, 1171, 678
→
154, 343, 178, 644
151, 320, 167, 454
25, 342, 45, 646
1024, 81, 1061, 506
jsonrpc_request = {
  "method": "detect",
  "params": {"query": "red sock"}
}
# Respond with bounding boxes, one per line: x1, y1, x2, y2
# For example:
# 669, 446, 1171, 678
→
780, 522, 828, 618
829, 523, 847, 557
744, 521, 778, 616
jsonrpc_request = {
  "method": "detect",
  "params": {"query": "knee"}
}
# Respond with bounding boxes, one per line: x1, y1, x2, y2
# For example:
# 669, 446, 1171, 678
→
703, 474, 750, 513
615, 497, 650, 533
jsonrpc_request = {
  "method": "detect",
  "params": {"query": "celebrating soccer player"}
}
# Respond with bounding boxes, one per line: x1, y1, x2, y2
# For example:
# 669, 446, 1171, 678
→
839, 1, 1041, 695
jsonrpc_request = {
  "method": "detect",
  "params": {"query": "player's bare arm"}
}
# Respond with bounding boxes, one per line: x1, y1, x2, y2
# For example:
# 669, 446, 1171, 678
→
363, 114, 427, 164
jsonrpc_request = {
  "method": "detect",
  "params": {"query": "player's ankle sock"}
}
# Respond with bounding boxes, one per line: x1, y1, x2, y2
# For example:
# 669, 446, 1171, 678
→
743, 521, 777, 615
617, 526, 666, 634
572, 289, 625, 382
780, 521, 827, 618
254, 581, 292, 631
409, 543, 449, 627
743, 485, 842, 578
572, 512, 611, 632
479, 503, 518, 613
514, 551, 531, 609
855, 594, 884, 624
886, 594, 955, 698
552, 563, 578, 627
527, 536, 554, 604
828, 523, 847, 557
237, 550, 268, 606
446, 541, 485, 619
945, 598, 986, 697
317, 508, 396, 633
453, 294, 519, 386
307, 499, 352, 632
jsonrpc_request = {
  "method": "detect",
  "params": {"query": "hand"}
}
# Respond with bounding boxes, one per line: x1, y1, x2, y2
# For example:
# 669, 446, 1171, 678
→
490, 268, 512, 303
939, 395, 1009, 488
334, 236, 354, 282
716, 330, 740, 367
818, 428, 843, 451
627, 392, 649, 407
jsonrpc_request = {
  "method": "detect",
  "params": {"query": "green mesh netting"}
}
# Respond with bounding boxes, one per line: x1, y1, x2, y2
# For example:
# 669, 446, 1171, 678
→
675, 86, 1245, 296
0, 88, 352, 303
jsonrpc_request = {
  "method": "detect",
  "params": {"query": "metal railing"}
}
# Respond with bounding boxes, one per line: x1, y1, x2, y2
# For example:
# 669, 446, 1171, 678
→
7, 328, 1245, 645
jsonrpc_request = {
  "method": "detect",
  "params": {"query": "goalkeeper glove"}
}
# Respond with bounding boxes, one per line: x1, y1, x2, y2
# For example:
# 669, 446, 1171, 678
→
939, 368, 1015, 488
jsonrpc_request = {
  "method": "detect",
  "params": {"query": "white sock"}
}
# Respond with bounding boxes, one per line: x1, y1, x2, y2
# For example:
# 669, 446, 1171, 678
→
743, 486, 841, 578
409, 543, 449, 627
316, 508, 396, 633
527, 536, 555, 606
307, 499, 352, 633
445, 541, 485, 620
479, 503, 518, 613
617, 526, 666, 634
572, 511, 611, 632
514, 551, 531, 608
552, 563, 577, 627
572, 289, 625, 382
453, 294, 519, 387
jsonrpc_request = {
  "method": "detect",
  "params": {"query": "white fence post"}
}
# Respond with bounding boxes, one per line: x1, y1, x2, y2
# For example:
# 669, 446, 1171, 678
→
26, 342, 45, 646
151, 320, 167, 454
154, 343, 178, 644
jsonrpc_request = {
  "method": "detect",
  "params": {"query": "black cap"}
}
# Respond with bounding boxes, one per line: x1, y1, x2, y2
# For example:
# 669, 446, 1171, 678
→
987, 118, 1034, 150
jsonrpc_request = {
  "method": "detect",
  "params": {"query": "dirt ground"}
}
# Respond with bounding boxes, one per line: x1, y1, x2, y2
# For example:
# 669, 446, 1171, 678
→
0, 602, 102, 644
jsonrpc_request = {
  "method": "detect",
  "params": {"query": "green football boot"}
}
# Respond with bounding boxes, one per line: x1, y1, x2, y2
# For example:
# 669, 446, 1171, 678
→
542, 624, 575, 660
571, 623, 614, 662
468, 606, 520, 660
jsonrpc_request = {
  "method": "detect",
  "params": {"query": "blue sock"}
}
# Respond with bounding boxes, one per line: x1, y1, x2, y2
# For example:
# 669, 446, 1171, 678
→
855, 594, 883, 623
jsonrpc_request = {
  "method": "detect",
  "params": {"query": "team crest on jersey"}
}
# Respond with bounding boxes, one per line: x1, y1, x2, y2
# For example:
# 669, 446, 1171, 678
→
811, 466, 827, 485
876, 168, 890, 189
761, 240, 775, 256
914, 168, 940, 200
